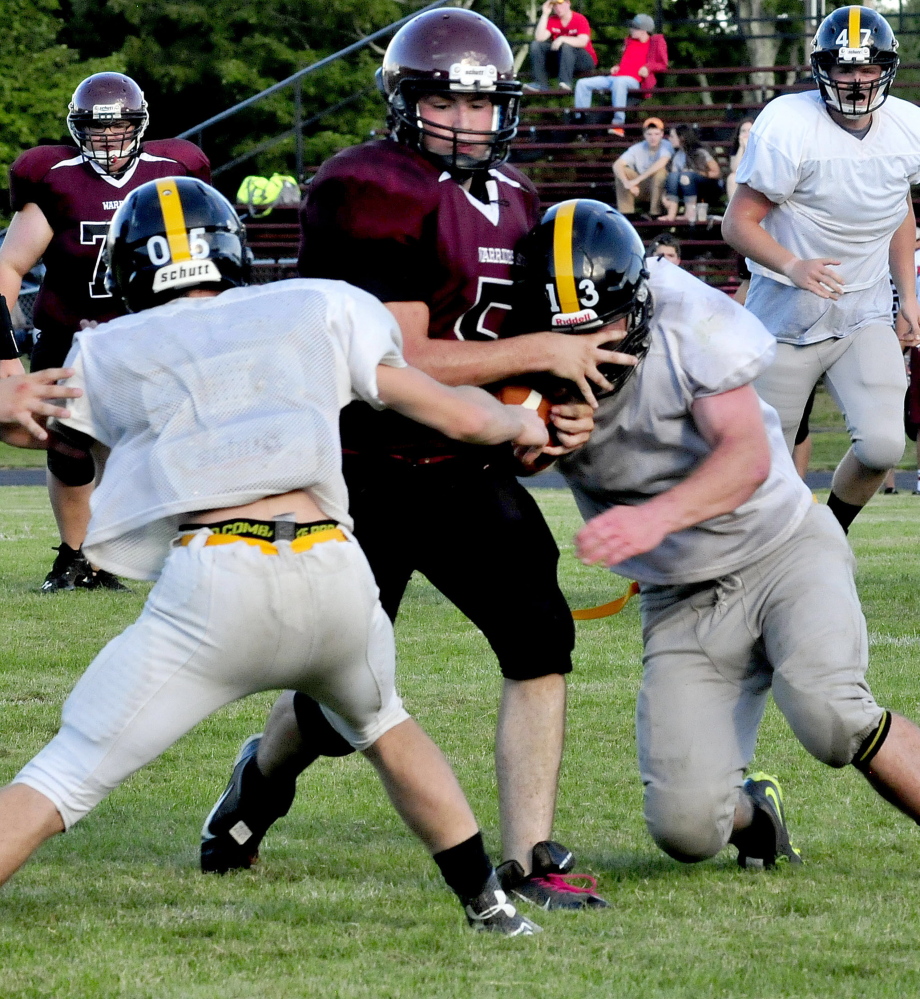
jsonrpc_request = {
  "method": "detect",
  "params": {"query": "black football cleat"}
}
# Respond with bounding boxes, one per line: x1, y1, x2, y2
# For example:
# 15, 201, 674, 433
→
41, 543, 94, 593
496, 840, 608, 910
734, 772, 802, 870
200, 734, 297, 874
86, 567, 131, 591
462, 872, 542, 935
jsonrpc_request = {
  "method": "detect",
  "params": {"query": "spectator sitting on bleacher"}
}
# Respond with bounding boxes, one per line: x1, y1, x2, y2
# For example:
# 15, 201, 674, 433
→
646, 232, 681, 265
612, 117, 673, 217
658, 125, 722, 223
726, 118, 755, 202
526, 0, 598, 93
573, 14, 668, 137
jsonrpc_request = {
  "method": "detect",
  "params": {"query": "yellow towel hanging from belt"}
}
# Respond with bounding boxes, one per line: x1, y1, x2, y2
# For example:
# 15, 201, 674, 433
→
571, 580, 640, 620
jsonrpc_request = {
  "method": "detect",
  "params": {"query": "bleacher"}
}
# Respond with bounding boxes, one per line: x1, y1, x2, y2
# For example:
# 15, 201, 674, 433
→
241, 63, 920, 294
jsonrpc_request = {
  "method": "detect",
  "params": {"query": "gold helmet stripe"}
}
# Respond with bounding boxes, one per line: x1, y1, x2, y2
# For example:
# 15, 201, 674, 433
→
552, 200, 580, 315
848, 5, 861, 48
155, 178, 192, 262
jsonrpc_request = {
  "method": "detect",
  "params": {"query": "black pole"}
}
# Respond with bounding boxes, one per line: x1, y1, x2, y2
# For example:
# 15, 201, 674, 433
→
295, 79, 304, 182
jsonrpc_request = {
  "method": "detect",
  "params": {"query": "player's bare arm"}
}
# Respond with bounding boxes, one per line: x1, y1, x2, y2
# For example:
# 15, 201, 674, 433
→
890, 195, 920, 347
630, 152, 672, 190
722, 184, 844, 300
0, 203, 54, 378
375, 362, 549, 450
386, 301, 635, 407
0, 368, 81, 446
576, 384, 771, 567
553, 33, 589, 50
0, 203, 54, 311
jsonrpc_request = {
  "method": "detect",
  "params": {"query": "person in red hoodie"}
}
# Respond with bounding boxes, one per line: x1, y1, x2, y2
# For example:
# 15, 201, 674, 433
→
574, 14, 669, 135
526, 0, 598, 92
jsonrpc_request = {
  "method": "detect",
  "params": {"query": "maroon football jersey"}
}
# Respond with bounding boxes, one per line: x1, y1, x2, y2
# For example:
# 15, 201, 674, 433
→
298, 140, 541, 457
10, 139, 211, 338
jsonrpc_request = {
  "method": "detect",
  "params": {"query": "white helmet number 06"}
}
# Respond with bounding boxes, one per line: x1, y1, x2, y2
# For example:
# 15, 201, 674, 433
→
146, 227, 210, 266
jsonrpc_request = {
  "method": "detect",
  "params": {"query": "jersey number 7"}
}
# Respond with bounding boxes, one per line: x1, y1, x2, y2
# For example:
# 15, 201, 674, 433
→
80, 221, 112, 300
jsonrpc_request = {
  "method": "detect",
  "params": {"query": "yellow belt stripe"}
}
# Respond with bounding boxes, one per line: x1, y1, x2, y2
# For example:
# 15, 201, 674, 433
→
552, 201, 580, 315
155, 178, 192, 262
848, 6, 861, 49
180, 527, 347, 555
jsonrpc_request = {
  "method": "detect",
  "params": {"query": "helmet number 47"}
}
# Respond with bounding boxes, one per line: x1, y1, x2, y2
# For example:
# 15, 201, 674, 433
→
834, 28, 872, 47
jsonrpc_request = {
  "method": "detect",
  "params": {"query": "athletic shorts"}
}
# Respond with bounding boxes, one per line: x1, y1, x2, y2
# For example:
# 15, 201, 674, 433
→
342, 452, 575, 681
29, 326, 76, 373
14, 529, 408, 828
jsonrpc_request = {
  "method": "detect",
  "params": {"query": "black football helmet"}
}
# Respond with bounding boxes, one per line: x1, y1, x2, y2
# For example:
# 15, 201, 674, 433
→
515, 200, 652, 397
811, 6, 899, 116
379, 8, 521, 173
68, 73, 150, 175
105, 177, 251, 313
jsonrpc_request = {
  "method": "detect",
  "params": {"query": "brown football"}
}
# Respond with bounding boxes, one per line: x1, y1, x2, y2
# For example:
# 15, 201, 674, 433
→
495, 383, 553, 425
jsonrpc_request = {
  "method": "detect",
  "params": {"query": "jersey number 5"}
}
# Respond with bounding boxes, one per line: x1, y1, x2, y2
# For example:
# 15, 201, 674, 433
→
454, 277, 513, 341
80, 221, 111, 300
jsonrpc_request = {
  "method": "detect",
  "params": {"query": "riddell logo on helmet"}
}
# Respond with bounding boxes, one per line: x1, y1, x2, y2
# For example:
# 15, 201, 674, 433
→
91, 103, 125, 119
450, 62, 498, 89
154, 259, 221, 291
552, 308, 599, 328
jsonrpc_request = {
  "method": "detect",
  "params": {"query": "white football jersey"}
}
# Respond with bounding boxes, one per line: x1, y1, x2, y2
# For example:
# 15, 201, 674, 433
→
737, 91, 920, 292
560, 258, 812, 585
56, 279, 406, 579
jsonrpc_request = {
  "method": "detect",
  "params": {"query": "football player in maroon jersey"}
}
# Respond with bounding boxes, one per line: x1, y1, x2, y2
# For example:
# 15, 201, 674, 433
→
201, 9, 631, 912
0, 72, 210, 592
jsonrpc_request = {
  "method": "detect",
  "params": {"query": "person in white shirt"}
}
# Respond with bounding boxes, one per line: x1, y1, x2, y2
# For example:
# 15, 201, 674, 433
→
612, 116, 673, 216
723, 6, 920, 533
0, 177, 550, 936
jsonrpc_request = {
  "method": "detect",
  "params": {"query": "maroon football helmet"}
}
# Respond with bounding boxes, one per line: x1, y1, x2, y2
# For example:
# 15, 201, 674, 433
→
379, 8, 521, 172
67, 73, 149, 176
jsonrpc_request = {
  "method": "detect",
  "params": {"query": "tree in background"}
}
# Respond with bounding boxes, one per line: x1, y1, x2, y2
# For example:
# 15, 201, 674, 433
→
1, 0, 432, 209
105, 0, 417, 197
0, 0, 122, 212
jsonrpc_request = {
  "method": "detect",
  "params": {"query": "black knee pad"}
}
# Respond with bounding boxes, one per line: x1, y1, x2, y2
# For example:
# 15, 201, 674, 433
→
852, 709, 892, 771
291, 692, 355, 758
47, 444, 95, 487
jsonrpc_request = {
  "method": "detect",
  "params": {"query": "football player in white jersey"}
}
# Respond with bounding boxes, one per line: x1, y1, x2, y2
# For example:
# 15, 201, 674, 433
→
723, 6, 920, 533
0, 177, 551, 935
521, 199, 920, 870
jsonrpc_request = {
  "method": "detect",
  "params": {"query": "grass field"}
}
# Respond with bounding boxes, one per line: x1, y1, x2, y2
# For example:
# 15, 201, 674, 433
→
2, 484, 920, 998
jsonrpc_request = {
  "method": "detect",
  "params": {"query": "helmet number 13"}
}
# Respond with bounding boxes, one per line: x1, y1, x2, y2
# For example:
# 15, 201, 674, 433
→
545, 278, 599, 313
